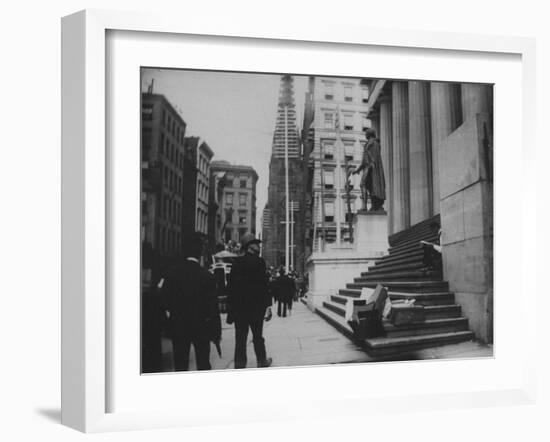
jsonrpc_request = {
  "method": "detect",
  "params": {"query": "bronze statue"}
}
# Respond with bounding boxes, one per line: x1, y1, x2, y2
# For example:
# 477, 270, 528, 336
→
352, 128, 386, 211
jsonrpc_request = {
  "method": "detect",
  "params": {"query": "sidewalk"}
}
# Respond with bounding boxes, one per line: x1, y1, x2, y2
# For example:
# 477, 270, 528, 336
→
162, 300, 371, 371
161, 300, 492, 371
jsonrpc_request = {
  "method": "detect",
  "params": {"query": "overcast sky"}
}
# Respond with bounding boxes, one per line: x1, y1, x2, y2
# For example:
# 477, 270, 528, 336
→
141, 68, 308, 234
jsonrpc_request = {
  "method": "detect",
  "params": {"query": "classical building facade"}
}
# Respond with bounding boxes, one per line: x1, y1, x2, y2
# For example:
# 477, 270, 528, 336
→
141, 93, 188, 286
365, 79, 493, 343
210, 160, 258, 246
303, 76, 371, 252
262, 75, 306, 272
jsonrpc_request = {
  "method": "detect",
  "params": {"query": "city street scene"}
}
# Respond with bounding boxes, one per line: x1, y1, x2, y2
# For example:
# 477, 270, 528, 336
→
140, 69, 493, 373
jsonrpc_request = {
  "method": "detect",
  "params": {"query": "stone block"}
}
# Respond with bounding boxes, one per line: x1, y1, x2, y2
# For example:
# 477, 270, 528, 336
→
455, 291, 493, 344
463, 181, 493, 240
440, 192, 465, 245
306, 252, 376, 308
443, 236, 492, 294
354, 211, 389, 256
438, 116, 480, 199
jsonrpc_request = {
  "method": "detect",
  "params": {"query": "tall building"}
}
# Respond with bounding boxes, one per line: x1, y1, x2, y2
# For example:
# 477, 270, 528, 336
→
141, 92, 188, 287
208, 167, 228, 249
210, 160, 258, 246
263, 75, 306, 272
182, 137, 198, 247
304, 77, 371, 253
195, 139, 214, 238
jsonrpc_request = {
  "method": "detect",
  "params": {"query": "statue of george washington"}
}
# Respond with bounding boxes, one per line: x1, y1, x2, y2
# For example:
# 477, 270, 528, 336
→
352, 128, 386, 211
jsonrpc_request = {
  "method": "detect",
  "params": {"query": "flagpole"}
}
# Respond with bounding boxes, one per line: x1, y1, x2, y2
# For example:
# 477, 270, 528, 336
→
284, 105, 290, 270
335, 107, 342, 246
290, 202, 294, 270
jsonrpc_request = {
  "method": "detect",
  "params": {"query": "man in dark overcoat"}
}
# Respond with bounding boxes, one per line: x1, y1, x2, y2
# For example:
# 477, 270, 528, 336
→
227, 233, 273, 369
162, 232, 221, 371
353, 128, 386, 211
273, 267, 295, 318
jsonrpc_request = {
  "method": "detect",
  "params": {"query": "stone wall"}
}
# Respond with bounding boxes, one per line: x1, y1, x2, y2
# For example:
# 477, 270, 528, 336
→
439, 113, 493, 343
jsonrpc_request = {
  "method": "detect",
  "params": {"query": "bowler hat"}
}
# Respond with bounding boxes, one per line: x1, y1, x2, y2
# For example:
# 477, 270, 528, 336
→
241, 233, 261, 249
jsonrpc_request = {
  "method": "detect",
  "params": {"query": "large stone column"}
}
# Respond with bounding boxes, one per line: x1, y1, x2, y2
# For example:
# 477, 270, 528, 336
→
461, 83, 491, 122
379, 96, 393, 234
408, 81, 432, 225
391, 81, 410, 232
369, 108, 380, 139
430, 82, 461, 215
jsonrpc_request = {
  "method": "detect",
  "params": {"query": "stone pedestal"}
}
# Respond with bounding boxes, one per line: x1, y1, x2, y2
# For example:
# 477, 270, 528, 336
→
354, 210, 389, 257
306, 211, 389, 309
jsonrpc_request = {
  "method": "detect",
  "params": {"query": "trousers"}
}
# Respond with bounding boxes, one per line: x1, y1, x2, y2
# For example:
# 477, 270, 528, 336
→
172, 332, 211, 371
234, 314, 266, 369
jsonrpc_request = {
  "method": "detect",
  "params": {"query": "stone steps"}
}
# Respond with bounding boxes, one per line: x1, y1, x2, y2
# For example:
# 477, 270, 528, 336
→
315, 304, 474, 357
355, 269, 438, 282
337, 288, 455, 305
346, 280, 449, 293
330, 293, 460, 318
312, 213, 475, 357
389, 214, 440, 246
388, 234, 439, 255
378, 245, 425, 262
364, 261, 424, 275
382, 317, 469, 338
368, 250, 424, 268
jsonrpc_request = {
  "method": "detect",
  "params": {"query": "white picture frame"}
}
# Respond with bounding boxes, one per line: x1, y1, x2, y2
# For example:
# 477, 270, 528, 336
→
61, 9, 537, 433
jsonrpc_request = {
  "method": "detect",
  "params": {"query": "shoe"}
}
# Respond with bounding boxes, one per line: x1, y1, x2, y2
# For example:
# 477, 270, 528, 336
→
257, 357, 273, 368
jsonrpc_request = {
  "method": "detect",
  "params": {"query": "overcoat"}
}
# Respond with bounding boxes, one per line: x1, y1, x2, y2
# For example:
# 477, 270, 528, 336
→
163, 260, 221, 342
227, 252, 272, 321
360, 138, 386, 200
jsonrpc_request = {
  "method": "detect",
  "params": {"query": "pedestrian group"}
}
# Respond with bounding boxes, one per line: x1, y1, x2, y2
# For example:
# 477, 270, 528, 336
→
157, 231, 306, 371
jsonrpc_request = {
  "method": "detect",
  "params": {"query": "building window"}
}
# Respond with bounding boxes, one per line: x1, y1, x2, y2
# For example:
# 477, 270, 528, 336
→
362, 114, 369, 131
324, 201, 335, 222
239, 193, 247, 207
344, 86, 353, 102
240, 179, 247, 188
362, 87, 369, 103
225, 208, 233, 224
324, 112, 334, 129
162, 109, 166, 127
344, 114, 354, 131
160, 133, 165, 154
344, 142, 355, 161
238, 210, 247, 224
226, 193, 234, 206
238, 228, 248, 242
142, 104, 153, 121
324, 83, 334, 100
324, 169, 334, 189
323, 142, 334, 160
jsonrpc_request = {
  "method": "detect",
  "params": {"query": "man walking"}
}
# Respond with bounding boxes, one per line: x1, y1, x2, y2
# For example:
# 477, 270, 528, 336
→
162, 232, 221, 371
227, 233, 273, 369
273, 267, 295, 318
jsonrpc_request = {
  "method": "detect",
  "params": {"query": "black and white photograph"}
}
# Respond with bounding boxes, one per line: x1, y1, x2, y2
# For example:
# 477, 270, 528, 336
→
140, 69, 494, 373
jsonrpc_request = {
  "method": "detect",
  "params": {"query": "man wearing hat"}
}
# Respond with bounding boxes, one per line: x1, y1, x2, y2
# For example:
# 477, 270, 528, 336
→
162, 232, 221, 371
352, 127, 386, 211
226, 233, 273, 369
